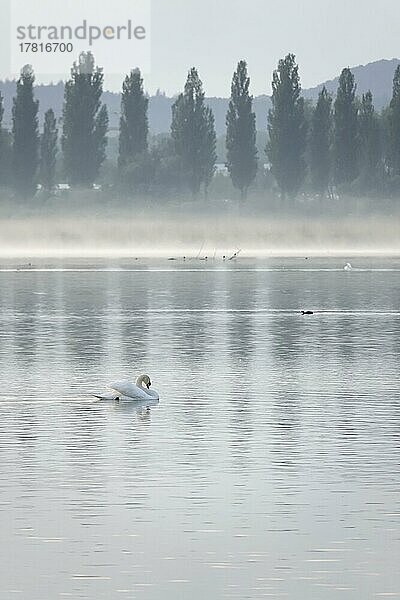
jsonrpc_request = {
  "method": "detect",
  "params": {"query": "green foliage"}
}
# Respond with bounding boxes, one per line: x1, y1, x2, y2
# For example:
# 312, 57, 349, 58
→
267, 54, 307, 199
203, 108, 217, 193
62, 52, 108, 186
358, 91, 382, 192
12, 65, 39, 198
119, 150, 156, 194
94, 104, 109, 175
119, 136, 183, 197
171, 67, 217, 196
40, 108, 58, 191
226, 60, 258, 199
0, 108, 12, 185
118, 69, 149, 168
309, 86, 332, 194
150, 136, 183, 193
333, 68, 359, 185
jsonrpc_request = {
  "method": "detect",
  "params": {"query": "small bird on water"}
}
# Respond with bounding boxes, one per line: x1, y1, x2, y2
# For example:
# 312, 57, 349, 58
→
301, 310, 314, 315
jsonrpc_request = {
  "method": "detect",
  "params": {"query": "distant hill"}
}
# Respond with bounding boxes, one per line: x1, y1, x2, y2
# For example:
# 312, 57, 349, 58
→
1, 58, 399, 135
303, 58, 400, 108
0, 81, 269, 136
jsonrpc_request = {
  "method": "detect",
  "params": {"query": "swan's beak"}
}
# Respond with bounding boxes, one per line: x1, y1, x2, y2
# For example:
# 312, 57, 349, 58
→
146, 381, 151, 389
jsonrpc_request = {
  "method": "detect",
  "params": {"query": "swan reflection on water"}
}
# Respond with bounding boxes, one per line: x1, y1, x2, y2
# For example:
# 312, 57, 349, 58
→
111, 397, 157, 421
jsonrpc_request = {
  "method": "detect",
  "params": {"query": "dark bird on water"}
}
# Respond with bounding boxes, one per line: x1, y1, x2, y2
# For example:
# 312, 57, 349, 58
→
301, 310, 314, 315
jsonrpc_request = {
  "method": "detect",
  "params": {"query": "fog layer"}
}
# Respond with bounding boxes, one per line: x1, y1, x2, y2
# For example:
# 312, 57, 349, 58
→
1, 210, 399, 257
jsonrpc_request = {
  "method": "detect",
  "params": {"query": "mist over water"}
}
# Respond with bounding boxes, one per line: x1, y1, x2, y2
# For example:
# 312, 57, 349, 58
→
1, 198, 400, 257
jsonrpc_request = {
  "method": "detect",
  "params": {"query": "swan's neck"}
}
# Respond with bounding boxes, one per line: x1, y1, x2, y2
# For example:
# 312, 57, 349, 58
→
136, 376, 146, 388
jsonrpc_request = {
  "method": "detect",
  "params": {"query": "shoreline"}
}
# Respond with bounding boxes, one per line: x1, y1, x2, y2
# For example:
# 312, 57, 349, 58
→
1, 250, 400, 259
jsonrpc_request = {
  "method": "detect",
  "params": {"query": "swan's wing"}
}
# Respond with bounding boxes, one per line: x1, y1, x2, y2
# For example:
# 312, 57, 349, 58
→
110, 380, 148, 400
93, 391, 120, 401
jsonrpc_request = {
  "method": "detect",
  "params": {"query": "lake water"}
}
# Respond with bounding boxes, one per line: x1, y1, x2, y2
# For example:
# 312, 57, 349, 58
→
0, 257, 399, 599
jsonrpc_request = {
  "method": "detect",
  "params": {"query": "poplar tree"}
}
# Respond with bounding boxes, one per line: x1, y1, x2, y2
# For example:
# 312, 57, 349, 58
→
62, 52, 108, 186
267, 54, 307, 198
171, 68, 217, 196
94, 104, 109, 178
358, 91, 381, 190
0, 93, 12, 186
0, 92, 4, 182
226, 60, 258, 200
40, 108, 58, 191
203, 108, 217, 194
309, 86, 332, 195
118, 69, 149, 168
333, 68, 359, 185
388, 66, 400, 176
12, 65, 39, 198
0, 92, 3, 142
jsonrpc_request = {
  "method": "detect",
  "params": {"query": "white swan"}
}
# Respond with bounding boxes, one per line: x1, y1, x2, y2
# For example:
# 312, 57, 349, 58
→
94, 374, 160, 403
344, 262, 353, 271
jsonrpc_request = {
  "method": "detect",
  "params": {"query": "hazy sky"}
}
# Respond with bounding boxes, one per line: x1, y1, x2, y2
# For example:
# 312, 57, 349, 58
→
1, 0, 400, 95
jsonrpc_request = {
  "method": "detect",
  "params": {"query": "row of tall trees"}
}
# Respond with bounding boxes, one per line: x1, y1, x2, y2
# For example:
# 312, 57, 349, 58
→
117, 66, 217, 196
0, 54, 110, 198
0, 53, 219, 199
267, 54, 399, 199
3, 52, 400, 200
117, 61, 259, 199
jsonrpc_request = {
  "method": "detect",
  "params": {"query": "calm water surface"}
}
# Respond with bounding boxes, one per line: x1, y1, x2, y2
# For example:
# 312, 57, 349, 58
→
0, 257, 399, 599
